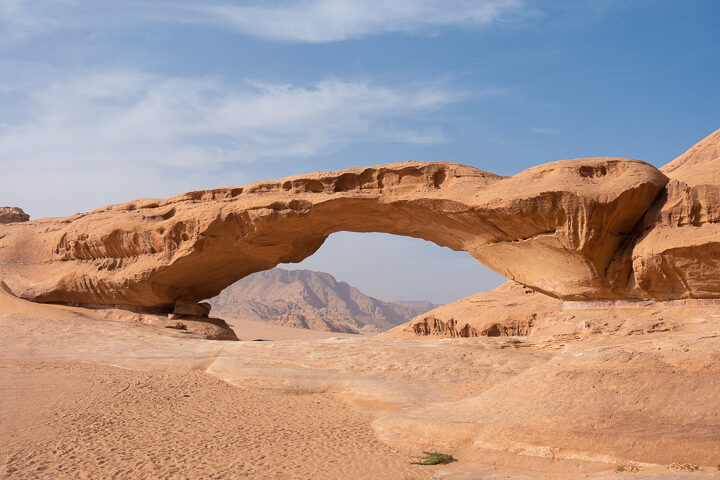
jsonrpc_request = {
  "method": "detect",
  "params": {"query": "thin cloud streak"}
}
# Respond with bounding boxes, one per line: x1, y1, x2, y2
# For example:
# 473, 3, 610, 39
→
530, 126, 560, 135
198, 0, 529, 43
1, 72, 457, 166
0, 0, 530, 45
0, 0, 75, 41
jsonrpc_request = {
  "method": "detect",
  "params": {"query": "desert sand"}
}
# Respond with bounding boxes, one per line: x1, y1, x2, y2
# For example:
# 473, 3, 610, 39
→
1, 360, 433, 480
2, 285, 720, 479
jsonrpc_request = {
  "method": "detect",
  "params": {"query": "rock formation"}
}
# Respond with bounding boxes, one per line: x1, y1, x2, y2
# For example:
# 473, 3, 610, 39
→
384, 280, 562, 338
0, 280, 237, 340
631, 128, 720, 299
0, 207, 29, 224
386, 128, 720, 339
0, 157, 668, 313
3, 129, 719, 315
208, 268, 433, 334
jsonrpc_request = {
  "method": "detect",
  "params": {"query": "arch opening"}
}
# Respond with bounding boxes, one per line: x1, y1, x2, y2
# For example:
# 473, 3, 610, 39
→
205, 232, 505, 335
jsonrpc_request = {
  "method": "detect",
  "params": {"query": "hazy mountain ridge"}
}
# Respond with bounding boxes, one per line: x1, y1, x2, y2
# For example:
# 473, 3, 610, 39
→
390, 300, 439, 312
208, 268, 437, 334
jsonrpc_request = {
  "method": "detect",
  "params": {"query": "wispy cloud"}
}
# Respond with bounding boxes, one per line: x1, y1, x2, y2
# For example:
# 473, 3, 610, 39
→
529, 126, 560, 135
0, 0, 76, 41
0, 71, 458, 217
197, 0, 529, 43
0, 0, 530, 44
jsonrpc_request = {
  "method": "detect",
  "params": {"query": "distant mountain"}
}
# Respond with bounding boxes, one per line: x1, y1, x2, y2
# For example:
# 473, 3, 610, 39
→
207, 268, 437, 334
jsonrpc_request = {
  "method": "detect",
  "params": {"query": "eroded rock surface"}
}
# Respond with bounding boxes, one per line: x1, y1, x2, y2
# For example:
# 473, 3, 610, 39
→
0, 281, 237, 341
631, 128, 720, 299
0, 158, 666, 311
383, 281, 562, 338
384, 129, 720, 340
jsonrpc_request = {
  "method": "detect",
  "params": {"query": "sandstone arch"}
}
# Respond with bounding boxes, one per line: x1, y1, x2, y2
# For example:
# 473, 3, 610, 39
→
0, 158, 667, 312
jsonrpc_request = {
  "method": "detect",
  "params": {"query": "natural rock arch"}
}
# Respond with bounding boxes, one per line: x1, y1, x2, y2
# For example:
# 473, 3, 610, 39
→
0, 159, 667, 312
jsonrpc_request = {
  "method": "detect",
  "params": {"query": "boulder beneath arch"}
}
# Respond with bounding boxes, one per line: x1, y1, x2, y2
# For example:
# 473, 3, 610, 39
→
0, 158, 667, 312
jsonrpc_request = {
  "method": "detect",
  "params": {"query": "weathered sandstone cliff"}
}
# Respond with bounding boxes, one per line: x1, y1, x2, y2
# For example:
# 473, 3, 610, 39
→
0, 157, 667, 313
631, 128, 720, 299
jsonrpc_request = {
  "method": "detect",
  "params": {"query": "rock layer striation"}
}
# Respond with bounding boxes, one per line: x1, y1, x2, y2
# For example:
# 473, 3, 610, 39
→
387, 128, 720, 339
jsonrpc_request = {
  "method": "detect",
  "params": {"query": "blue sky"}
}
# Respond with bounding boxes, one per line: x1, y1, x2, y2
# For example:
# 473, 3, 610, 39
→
1, 0, 718, 303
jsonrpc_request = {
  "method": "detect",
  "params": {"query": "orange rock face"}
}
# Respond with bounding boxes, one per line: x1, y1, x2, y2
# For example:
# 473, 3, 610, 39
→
632, 128, 720, 299
0, 158, 669, 311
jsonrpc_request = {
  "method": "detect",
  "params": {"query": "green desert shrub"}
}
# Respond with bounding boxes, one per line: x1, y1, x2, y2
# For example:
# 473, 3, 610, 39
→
410, 451, 456, 465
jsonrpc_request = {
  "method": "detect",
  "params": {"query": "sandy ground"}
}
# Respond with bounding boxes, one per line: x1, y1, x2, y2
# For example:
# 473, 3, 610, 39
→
2, 289, 720, 479
227, 316, 356, 341
0, 360, 439, 480
4, 359, 718, 480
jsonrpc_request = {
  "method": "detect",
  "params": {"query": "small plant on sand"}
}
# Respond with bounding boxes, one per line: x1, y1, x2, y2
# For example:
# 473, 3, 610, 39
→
410, 451, 456, 465
668, 462, 701, 472
615, 463, 639, 473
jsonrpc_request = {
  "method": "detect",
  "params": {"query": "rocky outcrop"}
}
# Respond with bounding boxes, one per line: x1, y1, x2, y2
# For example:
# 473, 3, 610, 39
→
0, 207, 29, 224
0, 158, 667, 312
208, 268, 432, 334
0, 280, 237, 340
631, 128, 720, 299
383, 281, 562, 338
